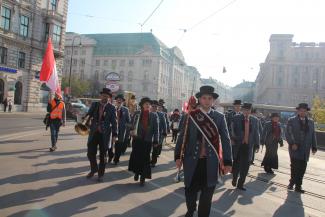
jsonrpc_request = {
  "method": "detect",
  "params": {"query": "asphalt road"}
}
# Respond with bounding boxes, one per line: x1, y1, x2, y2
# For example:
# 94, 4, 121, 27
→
0, 126, 325, 217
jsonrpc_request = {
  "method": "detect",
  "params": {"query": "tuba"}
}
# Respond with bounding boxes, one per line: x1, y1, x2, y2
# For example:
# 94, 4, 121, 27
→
75, 115, 90, 136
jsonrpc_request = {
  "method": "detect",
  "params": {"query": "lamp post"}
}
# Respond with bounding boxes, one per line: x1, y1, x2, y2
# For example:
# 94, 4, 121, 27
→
68, 35, 82, 97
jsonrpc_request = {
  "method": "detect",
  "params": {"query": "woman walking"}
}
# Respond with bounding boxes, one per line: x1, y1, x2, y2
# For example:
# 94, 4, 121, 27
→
261, 113, 284, 174
128, 97, 158, 186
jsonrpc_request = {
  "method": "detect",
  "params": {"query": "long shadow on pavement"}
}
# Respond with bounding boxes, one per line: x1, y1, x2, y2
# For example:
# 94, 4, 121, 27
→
1, 168, 132, 211
273, 192, 305, 217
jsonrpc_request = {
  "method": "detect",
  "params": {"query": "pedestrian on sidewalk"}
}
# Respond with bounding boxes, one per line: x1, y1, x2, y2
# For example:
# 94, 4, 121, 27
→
261, 113, 284, 174
47, 92, 66, 152
285, 103, 317, 193
8, 98, 13, 112
128, 97, 159, 186
174, 86, 232, 217
170, 108, 181, 143
113, 94, 131, 165
231, 102, 260, 191
85, 88, 117, 182
3, 97, 8, 112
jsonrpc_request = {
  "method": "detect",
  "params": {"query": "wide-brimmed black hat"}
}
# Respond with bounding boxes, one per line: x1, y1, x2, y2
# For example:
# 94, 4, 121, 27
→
296, 103, 310, 111
233, 99, 242, 105
139, 97, 152, 107
195, 85, 219, 99
158, 99, 165, 104
271, 112, 280, 118
115, 94, 125, 101
100, 88, 112, 97
151, 100, 159, 106
242, 102, 252, 110
174, 108, 180, 112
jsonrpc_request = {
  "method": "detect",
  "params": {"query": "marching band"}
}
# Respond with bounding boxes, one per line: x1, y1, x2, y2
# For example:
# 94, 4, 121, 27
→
70, 85, 318, 217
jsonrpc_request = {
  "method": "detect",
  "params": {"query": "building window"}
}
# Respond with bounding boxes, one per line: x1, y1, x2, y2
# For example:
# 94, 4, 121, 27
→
96, 59, 100, 66
74, 49, 78, 55
142, 59, 152, 66
95, 70, 99, 80
80, 69, 85, 80
119, 59, 125, 66
1, 6, 11, 31
50, 0, 58, 11
72, 59, 77, 66
19, 15, 29, 37
44, 23, 50, 41
52, 24, 61, 44
104, 60, 108, 66
129, 59, 134, 66
112, 59, 117, 68
119, 71, 124, 80
0, 46, 7, 64
18, 52, 26, 68
81, 49, 86, 55
80, 58, 85, 67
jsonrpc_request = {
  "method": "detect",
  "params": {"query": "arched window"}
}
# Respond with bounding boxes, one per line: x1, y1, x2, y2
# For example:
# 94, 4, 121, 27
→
14, 81, 22, 105
0, 79, 4, 103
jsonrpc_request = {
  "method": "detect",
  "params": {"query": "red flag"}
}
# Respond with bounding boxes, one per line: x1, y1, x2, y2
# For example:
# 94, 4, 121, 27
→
40, 38, 61, 95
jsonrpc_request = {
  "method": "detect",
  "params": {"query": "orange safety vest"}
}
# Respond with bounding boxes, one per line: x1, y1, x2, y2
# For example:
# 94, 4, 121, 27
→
50, 99, 64, 119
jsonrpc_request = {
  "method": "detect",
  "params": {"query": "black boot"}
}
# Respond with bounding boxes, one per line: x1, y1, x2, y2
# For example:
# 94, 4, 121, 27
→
140, 176, 145, 186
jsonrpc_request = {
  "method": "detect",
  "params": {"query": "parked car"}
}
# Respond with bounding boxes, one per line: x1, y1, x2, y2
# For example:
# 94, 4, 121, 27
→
66, 102, 89, 121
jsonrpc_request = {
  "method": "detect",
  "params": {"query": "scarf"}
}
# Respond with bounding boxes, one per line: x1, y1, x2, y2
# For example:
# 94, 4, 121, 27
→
299, 116, 309, 133
272, 121, 280, 140
141, 110, 149, 138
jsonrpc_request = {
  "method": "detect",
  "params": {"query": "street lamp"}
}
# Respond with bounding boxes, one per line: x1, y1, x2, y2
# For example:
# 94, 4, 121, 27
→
68, 35, 82, 97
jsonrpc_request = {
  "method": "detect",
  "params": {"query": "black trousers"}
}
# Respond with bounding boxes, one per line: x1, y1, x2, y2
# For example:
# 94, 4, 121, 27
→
232, 144, 250, 187
185, 158, 215, 217
87, 131, 106, 177
113, 140, 124, 163
49, 119, 61, 147
172, 130, 179, 142
290, 158, 307, 187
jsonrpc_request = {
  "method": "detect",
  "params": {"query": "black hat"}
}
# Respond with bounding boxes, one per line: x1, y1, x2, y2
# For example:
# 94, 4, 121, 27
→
115, 94, 125, 101
151, 100, 159, 106
131, 95, 136, 100
174, 108, 180, 112
271, 112, 280, 118
100, 88, 112, 97
158, 99, 165, 104
242, 103, 252, 110
233, 100, 242, 105
296, 103, 310, 111
195, 85, 219, 99
139, 97, 152, 107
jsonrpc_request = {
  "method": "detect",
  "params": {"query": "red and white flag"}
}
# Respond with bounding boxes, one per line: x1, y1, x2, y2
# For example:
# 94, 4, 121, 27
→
40, 38, 61, 95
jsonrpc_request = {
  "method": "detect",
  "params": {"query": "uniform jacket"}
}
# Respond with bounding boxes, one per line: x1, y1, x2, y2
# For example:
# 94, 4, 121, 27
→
132, 110, 159, 144
157, 111, 167, 136
87, 101, 117, 147
227, 111, 241, 142
231, 114, 260, 161
285, 115, 317, 161
261, 121, 283, 147
174, 109, 233, 187
116, 105, 131, 142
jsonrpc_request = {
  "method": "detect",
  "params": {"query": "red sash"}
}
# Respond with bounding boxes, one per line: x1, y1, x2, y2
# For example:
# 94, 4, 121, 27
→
189, 108, 225, 175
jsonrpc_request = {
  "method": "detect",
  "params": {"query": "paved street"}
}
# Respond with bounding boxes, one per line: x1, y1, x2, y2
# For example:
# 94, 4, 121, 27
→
0, 117, 325, 217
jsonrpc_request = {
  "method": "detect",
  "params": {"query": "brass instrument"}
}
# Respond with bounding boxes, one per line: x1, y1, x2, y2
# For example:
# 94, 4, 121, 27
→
75, 115, 90, 136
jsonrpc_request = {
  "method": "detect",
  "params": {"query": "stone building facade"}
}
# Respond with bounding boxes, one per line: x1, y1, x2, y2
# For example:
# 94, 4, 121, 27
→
255, 34, 325, 107
64, 32, 201, 111
0, 0, 68, 111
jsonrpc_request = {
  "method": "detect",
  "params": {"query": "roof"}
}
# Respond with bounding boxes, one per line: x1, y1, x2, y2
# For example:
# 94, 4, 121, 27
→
233, 81, 255, 88
83, 33, 170, 56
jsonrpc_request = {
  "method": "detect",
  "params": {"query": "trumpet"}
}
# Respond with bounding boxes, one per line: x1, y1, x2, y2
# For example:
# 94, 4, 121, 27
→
75, 115, 90, 136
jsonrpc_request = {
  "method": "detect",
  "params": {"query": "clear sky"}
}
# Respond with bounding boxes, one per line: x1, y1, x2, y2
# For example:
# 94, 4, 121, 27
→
66, 0, 325, 87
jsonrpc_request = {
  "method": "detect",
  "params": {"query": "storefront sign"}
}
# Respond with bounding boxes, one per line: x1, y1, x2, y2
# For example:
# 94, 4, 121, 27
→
106, 81, 120, 93
105, 72, 120, 81
0, 66, 17, 74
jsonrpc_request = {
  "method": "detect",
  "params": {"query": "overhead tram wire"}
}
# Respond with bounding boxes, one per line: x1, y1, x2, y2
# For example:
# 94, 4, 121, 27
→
139, 0, 165, 31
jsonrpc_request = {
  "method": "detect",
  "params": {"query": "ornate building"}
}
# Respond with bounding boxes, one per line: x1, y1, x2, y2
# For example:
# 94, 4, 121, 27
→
255, 34, 325, 107
64, 32, 201, 110
0, 0, 68, 111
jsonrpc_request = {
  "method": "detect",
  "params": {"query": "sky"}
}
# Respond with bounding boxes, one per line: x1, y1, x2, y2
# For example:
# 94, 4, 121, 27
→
66, 0, 325, 87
